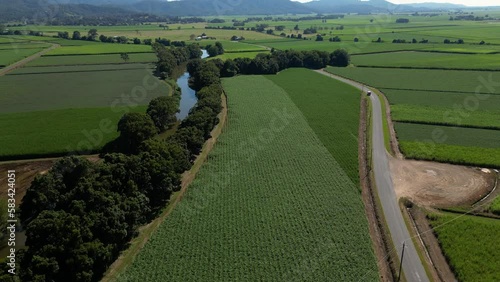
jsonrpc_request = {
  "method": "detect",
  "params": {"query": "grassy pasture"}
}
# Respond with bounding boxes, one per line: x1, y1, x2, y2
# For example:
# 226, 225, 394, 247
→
352, 51, 500, 70
395, 123, 500, 149
26, 53, 157, 66
0, 48, 45, 67
0, 64, 169, 114
327, 67, 500, 94
0, 106, 145, 159
266, 68, 361, 184
428, 212, 500, 282
119, 74, 377, 281
391, 104, 500, 129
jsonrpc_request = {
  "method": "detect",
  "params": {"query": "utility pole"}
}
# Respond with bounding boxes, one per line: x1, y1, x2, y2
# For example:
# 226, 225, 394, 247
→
397, 241, 406, 282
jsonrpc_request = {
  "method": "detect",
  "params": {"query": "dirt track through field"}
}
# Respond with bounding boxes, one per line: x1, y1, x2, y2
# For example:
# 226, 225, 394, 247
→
0, 43, 59, 76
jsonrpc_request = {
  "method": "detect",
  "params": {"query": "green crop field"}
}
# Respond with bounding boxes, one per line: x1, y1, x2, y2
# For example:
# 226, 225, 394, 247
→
26, 53, 157, 66
395, 123, 500, 149
267, 68, 361, 184
0, 42, 50, 50
383, 89, 500, 111
0, 64, 168, 114
352, 51, 500, 70
398, 141, 500, 168
326, 67, 500, 94
0, 48, 46, 67
0, 106, 145, 159
118, 74, 378, 281
0, 60, 169, 159
46, 43, 153, 55
428, 212, 500, 282
391, 104, 500, 129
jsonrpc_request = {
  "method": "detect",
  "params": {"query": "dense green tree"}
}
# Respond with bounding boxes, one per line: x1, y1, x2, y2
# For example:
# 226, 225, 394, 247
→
172, 126, 205, 157
117, 113, 157, 154
88, 29, 98, 40
221, 59, 239, 77
147, 96, 179, 132
72, 31, 81, 40
329, 49, 350, 67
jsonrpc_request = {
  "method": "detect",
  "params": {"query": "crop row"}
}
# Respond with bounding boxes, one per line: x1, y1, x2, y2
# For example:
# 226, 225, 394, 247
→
119, 74, 378, 281
428, 212, 500, 282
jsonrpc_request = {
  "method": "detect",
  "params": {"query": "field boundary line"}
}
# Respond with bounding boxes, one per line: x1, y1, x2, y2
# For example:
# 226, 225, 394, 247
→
0, 43, 59, 76
102, 91, 228, 281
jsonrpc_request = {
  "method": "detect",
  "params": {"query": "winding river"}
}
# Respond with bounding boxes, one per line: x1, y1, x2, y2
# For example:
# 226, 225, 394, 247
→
176, 49, 209, 119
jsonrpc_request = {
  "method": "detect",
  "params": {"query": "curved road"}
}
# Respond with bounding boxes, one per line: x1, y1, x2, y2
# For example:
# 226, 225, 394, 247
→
316, 70, 429, 282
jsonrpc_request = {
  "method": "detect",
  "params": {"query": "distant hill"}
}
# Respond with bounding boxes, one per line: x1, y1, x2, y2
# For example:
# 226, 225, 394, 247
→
129, 0, 313, 16
402, 2, 467, 9
0, 0, 149, 23
304, 0, 399, 13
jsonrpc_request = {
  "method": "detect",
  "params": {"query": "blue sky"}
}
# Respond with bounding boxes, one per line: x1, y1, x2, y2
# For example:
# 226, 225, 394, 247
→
292, 0, 498, 6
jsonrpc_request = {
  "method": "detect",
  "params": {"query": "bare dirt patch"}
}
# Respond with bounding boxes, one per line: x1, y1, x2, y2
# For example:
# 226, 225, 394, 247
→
0, 160, 56, 202
390, 158, 495, 207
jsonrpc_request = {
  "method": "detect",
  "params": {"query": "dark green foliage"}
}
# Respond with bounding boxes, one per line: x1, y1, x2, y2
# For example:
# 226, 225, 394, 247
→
153, 42, 202, 79
206, 41, 224, 57
19, 148, 184, 281
172, 126, 205, 158
117, 113, 158, 154
329, 49, 350, 67
147, 96, 180, 132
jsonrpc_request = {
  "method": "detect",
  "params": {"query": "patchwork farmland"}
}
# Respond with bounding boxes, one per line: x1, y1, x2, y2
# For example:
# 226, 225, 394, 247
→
0, 41, 168, 160
1, 8, 500, 282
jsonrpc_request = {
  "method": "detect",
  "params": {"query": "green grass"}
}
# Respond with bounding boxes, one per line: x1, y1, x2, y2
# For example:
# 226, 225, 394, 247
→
398, 141, 500, 168
428, 212, 500, 282
46, 43, 153, 55
0, 48, 45, 66
352, 51, 500, 70
0, 64, 169, 114
0, 106, 145, 159
26, 53, 157, 66
266, 68, 361, 184
9, 63, 151, 75
395, 123, 500, 149
118, 75, 378, 281
391, 104, 500, 129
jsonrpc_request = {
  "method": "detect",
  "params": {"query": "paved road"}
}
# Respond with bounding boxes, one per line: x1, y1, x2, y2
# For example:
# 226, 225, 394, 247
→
315, 70, 429, 282
0, 43, 59, 76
